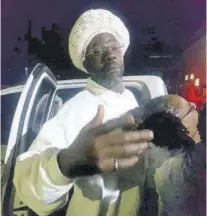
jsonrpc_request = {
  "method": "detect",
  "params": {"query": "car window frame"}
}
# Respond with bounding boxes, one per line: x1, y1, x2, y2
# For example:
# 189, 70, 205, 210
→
2, 64, 57, 216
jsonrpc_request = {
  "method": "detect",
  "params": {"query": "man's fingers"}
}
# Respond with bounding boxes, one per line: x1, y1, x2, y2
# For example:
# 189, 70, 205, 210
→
123, 130, 154, 142
100, 143, 148, 158
99, 156, 139, 172
94, 112, 134, 135
116, 157, 139, 169
101, 129, 154, 145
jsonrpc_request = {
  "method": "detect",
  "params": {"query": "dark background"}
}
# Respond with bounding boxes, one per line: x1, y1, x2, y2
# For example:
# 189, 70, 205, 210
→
1, 0, 206, 86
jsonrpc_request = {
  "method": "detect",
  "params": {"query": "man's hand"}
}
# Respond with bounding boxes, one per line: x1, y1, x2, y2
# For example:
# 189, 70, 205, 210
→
57, 105, 153, 178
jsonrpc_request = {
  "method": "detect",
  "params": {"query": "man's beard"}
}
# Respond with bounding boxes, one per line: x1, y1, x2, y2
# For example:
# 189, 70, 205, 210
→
91, 65, 124, 90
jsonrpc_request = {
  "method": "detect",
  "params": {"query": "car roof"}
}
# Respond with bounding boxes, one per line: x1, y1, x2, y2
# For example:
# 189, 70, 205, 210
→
1, 75, 166, 97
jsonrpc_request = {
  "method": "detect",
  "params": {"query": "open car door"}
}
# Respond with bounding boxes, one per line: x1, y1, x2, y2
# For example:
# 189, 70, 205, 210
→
2, 64, 57, 216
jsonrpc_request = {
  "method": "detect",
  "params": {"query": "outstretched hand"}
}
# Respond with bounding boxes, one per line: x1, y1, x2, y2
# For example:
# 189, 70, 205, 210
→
57, 105, 153, 178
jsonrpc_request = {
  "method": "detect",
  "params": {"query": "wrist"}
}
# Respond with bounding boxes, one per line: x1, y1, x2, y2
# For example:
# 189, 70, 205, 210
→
46, 152, 73, 185
57, 150, 101, 178
57, 149, 71, 178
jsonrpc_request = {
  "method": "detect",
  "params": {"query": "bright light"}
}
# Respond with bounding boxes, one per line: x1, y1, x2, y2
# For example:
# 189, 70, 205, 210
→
190, 74, 194, 80
195, 78, 200, 86
185, 75, 189, 80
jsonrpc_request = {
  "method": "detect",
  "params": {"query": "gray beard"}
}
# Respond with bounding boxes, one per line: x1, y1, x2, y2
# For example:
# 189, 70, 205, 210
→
91, 76, 124, 93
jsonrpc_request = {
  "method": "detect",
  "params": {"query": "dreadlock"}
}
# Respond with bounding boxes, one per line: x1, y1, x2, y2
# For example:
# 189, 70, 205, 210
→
130, 95, 195, 151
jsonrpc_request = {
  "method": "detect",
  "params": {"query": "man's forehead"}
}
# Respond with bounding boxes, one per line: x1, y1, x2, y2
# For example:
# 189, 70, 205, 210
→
88, 33, 118, 48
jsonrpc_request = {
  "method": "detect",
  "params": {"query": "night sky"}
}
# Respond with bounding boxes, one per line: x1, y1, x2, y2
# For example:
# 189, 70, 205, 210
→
2, 0, 205, 85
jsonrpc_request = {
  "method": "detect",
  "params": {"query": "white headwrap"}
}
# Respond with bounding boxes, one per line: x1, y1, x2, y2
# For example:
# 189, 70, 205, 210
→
69, 9, 130, 73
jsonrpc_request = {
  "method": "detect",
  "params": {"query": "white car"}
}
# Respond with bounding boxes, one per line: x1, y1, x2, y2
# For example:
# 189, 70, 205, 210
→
1, 63, 168, 216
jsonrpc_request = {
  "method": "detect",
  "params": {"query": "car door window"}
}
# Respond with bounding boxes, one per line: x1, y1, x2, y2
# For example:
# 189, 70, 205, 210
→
1, 93, 21, 170
1, 93, 21, 146
32, 93, 63, 133
19, 78, 56, 154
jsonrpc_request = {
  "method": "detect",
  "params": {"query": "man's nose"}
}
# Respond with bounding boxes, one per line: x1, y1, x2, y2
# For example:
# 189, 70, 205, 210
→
104, 48, 116, 63
105, 53, 116, 63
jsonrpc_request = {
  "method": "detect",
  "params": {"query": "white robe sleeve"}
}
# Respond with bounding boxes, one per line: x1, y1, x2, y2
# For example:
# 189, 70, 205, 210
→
13, 118, 75, 215
13, 92, 98, 216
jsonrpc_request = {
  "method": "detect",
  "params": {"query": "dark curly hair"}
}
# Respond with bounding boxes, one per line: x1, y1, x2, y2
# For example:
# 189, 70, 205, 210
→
130, 95, 195, 151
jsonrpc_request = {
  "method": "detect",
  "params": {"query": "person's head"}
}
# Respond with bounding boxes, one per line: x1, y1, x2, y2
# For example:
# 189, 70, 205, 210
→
83, 32, 125, 90
69, 9, 130, 92
131, 94, 200, 150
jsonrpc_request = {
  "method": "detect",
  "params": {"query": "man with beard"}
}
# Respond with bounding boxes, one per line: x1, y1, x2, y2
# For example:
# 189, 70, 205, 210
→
13, 9, 153, 216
